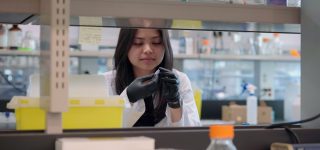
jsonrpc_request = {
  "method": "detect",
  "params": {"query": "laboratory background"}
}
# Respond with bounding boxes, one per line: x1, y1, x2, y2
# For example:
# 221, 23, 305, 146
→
0, 24, 301, 128
1, 0, 320, 150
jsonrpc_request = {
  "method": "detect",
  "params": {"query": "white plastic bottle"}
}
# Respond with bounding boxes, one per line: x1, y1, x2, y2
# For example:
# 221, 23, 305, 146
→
0, 24, 7, 49
246, 84, 257, 125
206, 124, 237, 150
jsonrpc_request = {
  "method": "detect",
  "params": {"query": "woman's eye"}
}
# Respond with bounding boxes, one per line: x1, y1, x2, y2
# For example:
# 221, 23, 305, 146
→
133, 42, 143, 46
152, 41, 162, 45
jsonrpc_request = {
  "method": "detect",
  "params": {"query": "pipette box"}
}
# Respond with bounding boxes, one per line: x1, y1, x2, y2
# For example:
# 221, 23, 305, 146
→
7, 96, 125, 130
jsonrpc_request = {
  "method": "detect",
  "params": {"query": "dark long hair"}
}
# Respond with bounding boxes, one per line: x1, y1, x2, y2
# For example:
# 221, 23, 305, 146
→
114, 28, 174, 122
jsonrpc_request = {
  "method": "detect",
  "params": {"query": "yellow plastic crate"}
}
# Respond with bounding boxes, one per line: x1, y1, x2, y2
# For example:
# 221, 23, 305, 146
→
8, 96, 125, 130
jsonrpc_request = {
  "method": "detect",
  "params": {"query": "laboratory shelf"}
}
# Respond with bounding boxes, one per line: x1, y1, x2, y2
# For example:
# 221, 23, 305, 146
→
0, 0, 300, 33
0, 50, 39, 56
174, 53, 199, 59
199, 54, 300, 61
0, 49, 300, 61
0, 49, 115, 58
68, 50, 115, 57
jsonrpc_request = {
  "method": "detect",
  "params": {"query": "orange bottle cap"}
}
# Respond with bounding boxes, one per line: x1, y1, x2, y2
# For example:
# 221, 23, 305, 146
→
290, 49, 300, 57
273, 33, 280, 37
262, 37, 270, 43
209, 124, 234, 139
202, 39, 210, 46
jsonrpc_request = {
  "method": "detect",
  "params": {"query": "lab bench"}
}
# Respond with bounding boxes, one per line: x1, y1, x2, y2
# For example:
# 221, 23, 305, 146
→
0, 127, 320, 150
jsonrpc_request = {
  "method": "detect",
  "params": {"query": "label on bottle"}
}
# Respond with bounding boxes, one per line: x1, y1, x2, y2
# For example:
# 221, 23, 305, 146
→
8, 31, 22, 49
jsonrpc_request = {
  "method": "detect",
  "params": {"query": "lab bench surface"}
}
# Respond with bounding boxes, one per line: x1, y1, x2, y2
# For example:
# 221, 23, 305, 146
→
0, 127, 320, 150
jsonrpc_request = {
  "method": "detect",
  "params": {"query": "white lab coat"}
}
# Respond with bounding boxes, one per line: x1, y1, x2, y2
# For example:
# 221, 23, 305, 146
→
103, 69, 201, 127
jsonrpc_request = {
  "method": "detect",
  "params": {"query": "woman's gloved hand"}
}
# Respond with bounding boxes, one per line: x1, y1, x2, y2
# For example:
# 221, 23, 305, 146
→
159, 67, 181, 108
127, 74, 158, 103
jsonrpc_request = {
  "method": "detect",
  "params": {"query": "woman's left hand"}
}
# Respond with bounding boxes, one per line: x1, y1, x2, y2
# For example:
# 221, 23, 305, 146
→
159, 67, 180, 108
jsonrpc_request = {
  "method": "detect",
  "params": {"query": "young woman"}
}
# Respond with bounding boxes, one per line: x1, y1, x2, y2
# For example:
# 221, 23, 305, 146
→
104, 28, 201, 127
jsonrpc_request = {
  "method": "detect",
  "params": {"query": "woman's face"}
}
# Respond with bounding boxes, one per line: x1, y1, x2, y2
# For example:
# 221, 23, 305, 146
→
128, 29, 165, 76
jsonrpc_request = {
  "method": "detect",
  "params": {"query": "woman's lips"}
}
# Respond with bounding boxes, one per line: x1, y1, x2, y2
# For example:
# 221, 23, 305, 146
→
140, 58, 155, 60
140, 58, 155, 63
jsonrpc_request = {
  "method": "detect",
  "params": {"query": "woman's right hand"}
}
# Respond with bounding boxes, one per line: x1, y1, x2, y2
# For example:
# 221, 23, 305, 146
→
127, 74, 158, 103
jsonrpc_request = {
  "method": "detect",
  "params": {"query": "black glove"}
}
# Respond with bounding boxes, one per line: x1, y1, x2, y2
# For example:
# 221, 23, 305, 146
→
127, 74, 158, 103
159, 67, 181, 108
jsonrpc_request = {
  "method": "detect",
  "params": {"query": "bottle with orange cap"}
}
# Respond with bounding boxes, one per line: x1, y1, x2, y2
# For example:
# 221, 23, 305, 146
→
206, 124, 237, 150
272, 33, 282, 55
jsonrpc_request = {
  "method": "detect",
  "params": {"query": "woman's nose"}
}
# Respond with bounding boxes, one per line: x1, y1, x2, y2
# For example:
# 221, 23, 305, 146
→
142, 44, 153, 54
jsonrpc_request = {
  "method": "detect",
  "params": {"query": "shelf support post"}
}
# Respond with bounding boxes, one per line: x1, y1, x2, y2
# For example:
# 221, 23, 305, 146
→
40, 0, 70, 133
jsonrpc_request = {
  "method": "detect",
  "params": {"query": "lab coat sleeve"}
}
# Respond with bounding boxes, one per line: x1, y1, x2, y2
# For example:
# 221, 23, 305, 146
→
103, 71, 145, 128
157, 71, 201, 127
120, 88, 145, 128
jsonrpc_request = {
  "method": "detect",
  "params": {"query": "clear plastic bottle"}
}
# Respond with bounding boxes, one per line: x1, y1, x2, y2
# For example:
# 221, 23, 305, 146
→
260, 37, 271, 55
206, 124, 237, 150
21, 31, 37, 51
213, 32, 224, 54
230, 33, 242, 55
201, 37, 211, 54
271, 33, 282, 55
246, 84, 257, 125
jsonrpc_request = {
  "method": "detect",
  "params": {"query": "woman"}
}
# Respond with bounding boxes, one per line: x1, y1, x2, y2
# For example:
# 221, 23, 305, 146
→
104, 28, 201, 127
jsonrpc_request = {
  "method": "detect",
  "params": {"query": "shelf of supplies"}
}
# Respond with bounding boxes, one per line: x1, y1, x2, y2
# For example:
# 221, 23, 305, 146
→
0, 50, 39, 56
0, 49, 115, 58
0, 0, 300, 33
69, 50, 115, 57
174, 53, 199, 59
199, 54, 300, 61
0, 50, 301, 61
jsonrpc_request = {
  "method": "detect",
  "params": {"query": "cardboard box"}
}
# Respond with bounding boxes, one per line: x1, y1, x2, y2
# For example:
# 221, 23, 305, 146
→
258, 101, 273, 124
222, 104, 247, 124
222, 101, 273, 124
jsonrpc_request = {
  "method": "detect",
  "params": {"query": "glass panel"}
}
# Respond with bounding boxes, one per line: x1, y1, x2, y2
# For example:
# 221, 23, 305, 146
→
0, 24, 301, 130
183, 60, 255, 100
